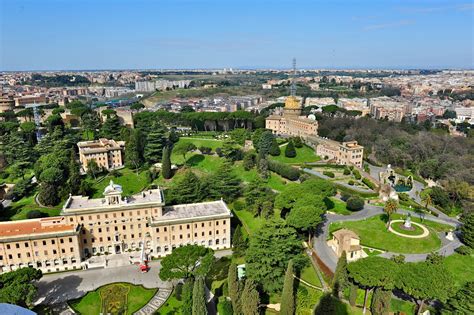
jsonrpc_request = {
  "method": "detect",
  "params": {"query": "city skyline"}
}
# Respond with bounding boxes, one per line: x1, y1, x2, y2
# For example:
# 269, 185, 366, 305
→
1, 0, 473, 71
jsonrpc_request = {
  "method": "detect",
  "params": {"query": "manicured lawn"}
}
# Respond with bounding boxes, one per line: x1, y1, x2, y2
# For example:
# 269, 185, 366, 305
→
329, 214, 445, 254
156, 290, 183, 314
88, 168, 149, 198
327, 197, 352, 215
3, 193, 62, 221
444, 253, 474, 289
300, 265, 322, 288
69, 282, 156, 315
233, 162, 289, 191
270, 145, 320, 164
183, 154, 224, 174
171, 137, 224, 165
232, 208, 265, 236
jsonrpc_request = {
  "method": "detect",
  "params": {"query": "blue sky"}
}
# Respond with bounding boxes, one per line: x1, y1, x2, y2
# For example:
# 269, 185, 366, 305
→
1, 0, 473, 70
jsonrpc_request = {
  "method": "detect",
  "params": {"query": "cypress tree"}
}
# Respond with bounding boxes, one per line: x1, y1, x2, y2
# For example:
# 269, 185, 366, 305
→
161, 146, 172, 179
144, 122, 167, 164
192, 277, 207, 315
285, 140, 296, 158
349, 282, 358, 307
182, 278, 195, 315
280, 260, 295, 315
228, 262, 241, 314
68, 150, 81, 195
269, 138, 281, 156
257, 156, 269, 179
232, 225, 247, 256
241, 279, 260, 315
332, 251, 348, 299
125, 129, 144, 170
258, 131, 274, 155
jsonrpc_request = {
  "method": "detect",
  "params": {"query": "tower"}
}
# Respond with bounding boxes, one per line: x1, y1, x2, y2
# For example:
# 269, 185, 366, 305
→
284, 58, 301, 115
290, 57, 296, 97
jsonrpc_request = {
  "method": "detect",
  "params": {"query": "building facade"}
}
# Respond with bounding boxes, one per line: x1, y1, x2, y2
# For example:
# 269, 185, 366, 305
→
78, 138, 125, 172
316, 140, 364, 168
0, 181, 232, 274
327, 229, 365, 261
266, 96, 318, 138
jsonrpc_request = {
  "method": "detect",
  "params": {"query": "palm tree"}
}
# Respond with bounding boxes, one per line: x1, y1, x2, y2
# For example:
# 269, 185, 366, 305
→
421, 192, 433, 213
384, 198, 398, 229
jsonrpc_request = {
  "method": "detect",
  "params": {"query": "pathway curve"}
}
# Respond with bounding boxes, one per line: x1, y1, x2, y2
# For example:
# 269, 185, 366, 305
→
313, 204, 462, 272
134, 287, 173, 315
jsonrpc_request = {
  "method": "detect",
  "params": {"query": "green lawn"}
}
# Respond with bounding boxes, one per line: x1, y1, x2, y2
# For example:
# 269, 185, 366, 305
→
233, 162, 290, 191
155, 290, 183, 314
171, 137, 224, 165
327, 197, 352, 215
444, 253, 474, 289
270, 144, 320, 164
3, 193, 62, 221
300, 265, 322, 288
232, 208, 265, 236
329, 214, 447, 254
182, 154, 224, 174
88, 168, 149, 198
69, 282, 156, 315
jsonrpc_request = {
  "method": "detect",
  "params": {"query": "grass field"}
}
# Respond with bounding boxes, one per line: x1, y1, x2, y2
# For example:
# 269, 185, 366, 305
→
3, 193, 62, 221
270, 145, 320, 164
329, 214, 449, 254
88, 168, 149, 198
69, 282, 156, 315
327, 197, 352, 215
443, 253, 474, 289
300, 264, 323, 288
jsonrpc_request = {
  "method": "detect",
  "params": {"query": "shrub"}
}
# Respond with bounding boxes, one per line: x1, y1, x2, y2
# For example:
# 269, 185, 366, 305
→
343, 168, 350, 175
341, 192, 352, 201
323, 171, 335, 178
26, 210, 46, 219
346, 196, 364, 211
455, 246, 472, 256
352, 169, 361, 180
175, 283, 184, 301
268, 160, 300, 181
362, 178, 375, 190
363, 164, 370, 173
11, 178, 34, 200
218, 297, 233, 315
284, 140, 296, 158
215, 147, 223, 157
292, 137, 303, 148
199, 146, 212, 155
348, 180, 355, 186
233, 200, 245, 211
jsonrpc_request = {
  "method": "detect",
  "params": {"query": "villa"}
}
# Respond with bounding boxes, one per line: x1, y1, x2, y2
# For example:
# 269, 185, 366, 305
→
327, 229, 365, 261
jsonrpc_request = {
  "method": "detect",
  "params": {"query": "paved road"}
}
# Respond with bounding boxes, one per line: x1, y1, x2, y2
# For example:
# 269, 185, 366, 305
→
313, 204, 461, 272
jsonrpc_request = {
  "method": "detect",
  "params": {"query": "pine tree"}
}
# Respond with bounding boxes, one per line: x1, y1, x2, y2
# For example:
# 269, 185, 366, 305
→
38, 183, 60, 206
125, 129, 144, 170
258, 131, 274, 155
68, 150, 82, 195
169, 170, 202, 204
241, 279, 260, 315
100, 114, 121, 139
232, 225, 247, 256
192, 277, 207, 315
332, 251, 348, 299
285, 140, 296, 158
280, 260, 295, 315
228, 263, 242, 315
242, 152, 255, 171
207, 162, 241, 202
257, 156, 269, 179
161, 146, 172, 179
182, 278, 195, 315
269, 138, 281, 156
144, 122, 167, 164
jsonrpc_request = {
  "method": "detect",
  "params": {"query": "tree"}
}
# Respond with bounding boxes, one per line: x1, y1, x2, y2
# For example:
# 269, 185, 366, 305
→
292, 136, 303, 148
246, 220, 302, 292
286, 195, 326, 243
244, 177, 274, 217
86, 159, 101, 179
0, 267, 42, 307
159, 245, 214, 281
192, 277, 207, 315
396, 262, 455, 314
168, 170, 202, 204
332, 252, 348, 299
420, 191, 432, 212
371, 288, 391, 315
182, 278, 195, 315
460, 211, 474, 248
251, 128, 265, 150
280, 260, 295, 315
161, 146, 173, 180
269, 138, 281, 156
241, 279, 260, 315
425, 252, 443, 265
444, 281, 474, 314
285, 140, 296, 158
228, 262, 242, 315
347, 257, 398, 314
346, 196, 364, 211
258, 130, 274, 155
100, 114, 121, 139
256, 155, 269, 179
68, 150, 82, 195
130, 102, 145, 112
125, 129, 144, 170
206, 162, 241, 202
38, 183, 60, 206
383, 199, 398, 228
174, 141, 196, 164
232, 225, 247, 256
144, 123, 167, 164
242, 152, 256, 171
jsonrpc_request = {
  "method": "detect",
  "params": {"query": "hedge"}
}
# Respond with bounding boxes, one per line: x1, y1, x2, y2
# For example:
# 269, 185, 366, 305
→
352, 169, 361, 180
362, 177, 375, 190
335, 183, 379, 198
323, 171, 335, 178
268, 160, 300, 181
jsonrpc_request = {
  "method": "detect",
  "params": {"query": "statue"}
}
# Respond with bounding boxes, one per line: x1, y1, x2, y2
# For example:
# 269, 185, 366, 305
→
404, 213, 412, 229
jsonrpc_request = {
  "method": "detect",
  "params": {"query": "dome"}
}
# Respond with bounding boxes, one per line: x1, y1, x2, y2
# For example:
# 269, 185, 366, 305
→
284, 96, 301, 109
104, 180, 123, 195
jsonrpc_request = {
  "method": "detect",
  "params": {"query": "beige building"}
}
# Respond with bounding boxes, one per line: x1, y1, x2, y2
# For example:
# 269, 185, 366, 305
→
78, 138, 125, 172
327, 229, 365, 261
266, 96, 318, 138
0, 95, 15, 113
316, 140, 364, 168
0, 181, 232, 274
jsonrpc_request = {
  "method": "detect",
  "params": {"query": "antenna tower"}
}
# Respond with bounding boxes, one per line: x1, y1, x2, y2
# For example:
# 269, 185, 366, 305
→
290, 57, 297, 96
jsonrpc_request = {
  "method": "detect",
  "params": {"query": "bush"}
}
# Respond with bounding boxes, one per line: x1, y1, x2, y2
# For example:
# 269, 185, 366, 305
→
362, 177, 375, 190
284, 140, 296, 158
352, 169, 361, 180
218, 297, 233, 315
199, 146, 212, 155
268, 160, 300, 181
341, 192, 352, 201
343, 168, 350, 175
11, 178, 34, 200
346, 196, 364, 211
323, 171, 335, 178
175, 283, 184, 301
233, 200, 245, 211
455, 246, 472, 256
348, 180, 355, 186
292, 137, 303, 148
26, 210, 46, 219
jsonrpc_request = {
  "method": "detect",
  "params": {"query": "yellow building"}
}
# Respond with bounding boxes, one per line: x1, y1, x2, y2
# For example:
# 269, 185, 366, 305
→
316, 140, 364, 168
0, 181, 232, 274
265, 96, 318, 138
327, 229, 365, 261
78, 138, 125, 172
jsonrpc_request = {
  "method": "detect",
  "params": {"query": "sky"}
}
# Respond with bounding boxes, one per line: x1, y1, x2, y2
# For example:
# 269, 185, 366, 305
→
1, 0, 473, 70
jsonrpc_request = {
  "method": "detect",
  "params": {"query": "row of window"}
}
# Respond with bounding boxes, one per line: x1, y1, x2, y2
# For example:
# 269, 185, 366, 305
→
1, 247, 76, 261
3, 237, 74, 251
71, 209, 154, 223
